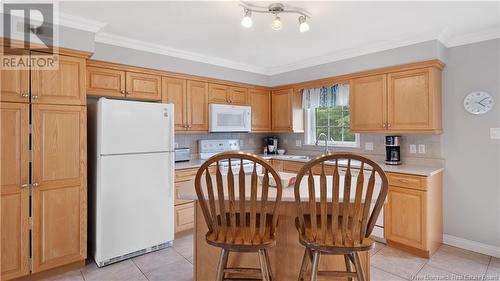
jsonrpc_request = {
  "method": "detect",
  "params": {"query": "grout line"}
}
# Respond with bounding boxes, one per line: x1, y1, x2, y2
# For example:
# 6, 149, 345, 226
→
485, 256, 493, 276
371, 264, 412, 280
131, 258, 151, 281
80, 269, 87, 281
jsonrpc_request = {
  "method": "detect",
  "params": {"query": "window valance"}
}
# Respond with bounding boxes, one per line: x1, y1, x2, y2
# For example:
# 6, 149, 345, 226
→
302, 83, 350, 109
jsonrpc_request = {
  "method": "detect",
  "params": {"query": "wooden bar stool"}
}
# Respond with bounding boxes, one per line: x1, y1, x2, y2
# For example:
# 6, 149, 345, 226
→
194, 151, 283, 281
293, 153, 388, 281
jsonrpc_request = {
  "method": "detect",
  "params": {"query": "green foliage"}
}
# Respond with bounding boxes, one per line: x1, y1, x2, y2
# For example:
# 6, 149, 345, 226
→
315, 105, 355, 142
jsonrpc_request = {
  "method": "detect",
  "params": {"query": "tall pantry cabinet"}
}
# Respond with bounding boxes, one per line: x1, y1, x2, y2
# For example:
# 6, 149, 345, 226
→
1, 48, 89, 280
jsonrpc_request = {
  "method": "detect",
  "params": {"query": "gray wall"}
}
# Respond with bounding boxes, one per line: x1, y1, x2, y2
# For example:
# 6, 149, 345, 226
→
268, 40, 447, 86
441, 39, 500, 247
92, 42, 269, 86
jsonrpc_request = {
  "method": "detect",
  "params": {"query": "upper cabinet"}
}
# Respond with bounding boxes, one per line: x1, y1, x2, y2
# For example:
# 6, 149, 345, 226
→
248, 89, 271, 132
271, 88, 303, 132
350, 65, 442, 133
0, 50, 29, 103
186, 80, 209, 131
86, 63, 161, 101
208, 83, 248, 105
162, 77, 187, 131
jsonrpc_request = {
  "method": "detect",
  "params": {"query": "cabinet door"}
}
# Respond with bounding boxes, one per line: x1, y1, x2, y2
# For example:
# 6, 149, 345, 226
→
125, 72, 162, 101
175, 202, 195, 233
86, 66, 126, 98
385, 186, 426, 250
271, 89, 292, 131
228, 87, 248, 105
31, 52, 86, 105
0, 50, 30, 103
208, 84, 229, 104
162, 77, 187, 131
248, 89, 271, 131
186, 80, 209, 131
387, 68, 436, 131
0, 102, 30, 280
31, 105, 87, 272
350, 75, 387, 131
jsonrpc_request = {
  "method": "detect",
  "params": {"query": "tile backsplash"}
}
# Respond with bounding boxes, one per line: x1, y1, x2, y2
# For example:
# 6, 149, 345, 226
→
277, 133, 443, 159
175, 132, 442, 160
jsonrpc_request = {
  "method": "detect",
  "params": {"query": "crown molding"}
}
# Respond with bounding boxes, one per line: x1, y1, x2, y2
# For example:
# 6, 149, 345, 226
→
57, 12, 107, 33
95, 32, 268, 75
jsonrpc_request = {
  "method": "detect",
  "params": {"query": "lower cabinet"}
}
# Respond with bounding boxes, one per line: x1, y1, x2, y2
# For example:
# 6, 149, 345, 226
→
384, 172, 443, 258
174, 168, 197, 233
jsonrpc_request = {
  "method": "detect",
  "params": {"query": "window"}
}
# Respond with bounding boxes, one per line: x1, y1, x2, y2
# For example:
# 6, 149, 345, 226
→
303, 84, 359, 147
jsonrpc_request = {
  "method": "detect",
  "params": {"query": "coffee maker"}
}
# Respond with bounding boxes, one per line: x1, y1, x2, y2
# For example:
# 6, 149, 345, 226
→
385, 136, 401, 165
264, 136, 279, 154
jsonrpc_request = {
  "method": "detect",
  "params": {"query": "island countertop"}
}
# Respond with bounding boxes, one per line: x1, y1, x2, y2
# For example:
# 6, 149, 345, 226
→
175, 154, 444, 177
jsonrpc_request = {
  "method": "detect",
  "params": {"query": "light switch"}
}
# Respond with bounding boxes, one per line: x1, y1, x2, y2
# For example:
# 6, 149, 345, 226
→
418, 144, 426, 154
365, 142, 374, 151
491, 128, 500, 139
296, 139, 302, 147
409, 144, 417, 154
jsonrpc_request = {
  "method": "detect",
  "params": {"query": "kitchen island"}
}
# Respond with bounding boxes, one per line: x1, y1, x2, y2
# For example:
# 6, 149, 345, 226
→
178, 174, 381, 281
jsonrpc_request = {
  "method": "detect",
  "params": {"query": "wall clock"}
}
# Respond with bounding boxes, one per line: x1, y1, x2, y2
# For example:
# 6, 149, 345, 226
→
463, 91, 494, 115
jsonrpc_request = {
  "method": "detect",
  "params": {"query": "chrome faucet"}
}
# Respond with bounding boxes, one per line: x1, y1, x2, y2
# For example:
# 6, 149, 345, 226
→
315, 133, 332, 154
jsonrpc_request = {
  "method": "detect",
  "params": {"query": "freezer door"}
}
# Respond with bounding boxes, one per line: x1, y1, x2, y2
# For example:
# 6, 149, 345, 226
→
94, 152, 174, 263
98, 98, 174, 155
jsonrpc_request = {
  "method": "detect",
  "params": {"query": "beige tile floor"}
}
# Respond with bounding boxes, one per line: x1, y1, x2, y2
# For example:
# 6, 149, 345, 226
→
39, 233, 500, 281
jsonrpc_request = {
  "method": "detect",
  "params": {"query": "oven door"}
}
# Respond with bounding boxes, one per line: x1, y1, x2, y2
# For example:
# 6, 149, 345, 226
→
209, 104, 251, 132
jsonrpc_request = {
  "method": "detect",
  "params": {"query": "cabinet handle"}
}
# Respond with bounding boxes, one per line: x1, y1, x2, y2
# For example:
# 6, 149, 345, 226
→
32, 95, 38, 100
382, 123, 386, 128
388, 123, 392, 127
121, 90, 125, 95
32, 182, 39, 188
188, 124, 192, 128
21, 93, 29, 98
397, 178, 410, 183
21, 183, 28, 188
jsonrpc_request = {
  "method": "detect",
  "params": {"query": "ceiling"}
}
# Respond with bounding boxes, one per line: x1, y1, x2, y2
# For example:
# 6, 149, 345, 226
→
58, 1, 500, 75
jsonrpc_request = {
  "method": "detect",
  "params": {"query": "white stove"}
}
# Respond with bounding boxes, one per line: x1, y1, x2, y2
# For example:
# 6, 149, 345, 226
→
199, 139, 262, 175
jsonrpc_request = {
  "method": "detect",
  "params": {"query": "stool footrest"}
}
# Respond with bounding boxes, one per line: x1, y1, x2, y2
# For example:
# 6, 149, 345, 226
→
317, 270, 358, 278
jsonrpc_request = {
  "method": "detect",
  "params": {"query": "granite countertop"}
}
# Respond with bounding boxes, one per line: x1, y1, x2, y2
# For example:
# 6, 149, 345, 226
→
175, 154, 444, 177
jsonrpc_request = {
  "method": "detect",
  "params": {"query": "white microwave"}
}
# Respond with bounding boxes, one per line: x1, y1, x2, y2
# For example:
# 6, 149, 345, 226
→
209, 104, 251, 132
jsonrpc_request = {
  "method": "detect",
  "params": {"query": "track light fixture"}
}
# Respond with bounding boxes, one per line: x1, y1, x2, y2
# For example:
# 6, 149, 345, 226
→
239, 2, 311, 32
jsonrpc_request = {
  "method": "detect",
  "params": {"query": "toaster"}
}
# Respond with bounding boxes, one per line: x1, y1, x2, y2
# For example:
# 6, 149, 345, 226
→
174, 148, 191, 162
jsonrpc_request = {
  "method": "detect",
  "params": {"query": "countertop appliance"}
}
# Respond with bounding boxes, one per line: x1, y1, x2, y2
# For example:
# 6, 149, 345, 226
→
264, 136, 279, 154
175, 148, 191, 162
385, 136, 401, 165
88, 98, 174, 267
209, 104, 251, 132
199, 139, 262, 174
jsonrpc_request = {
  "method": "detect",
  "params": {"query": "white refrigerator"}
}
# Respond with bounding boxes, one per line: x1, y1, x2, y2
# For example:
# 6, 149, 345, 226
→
88, 98, 174, 267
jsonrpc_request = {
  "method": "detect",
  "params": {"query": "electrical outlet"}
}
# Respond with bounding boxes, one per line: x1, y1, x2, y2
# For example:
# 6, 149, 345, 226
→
409, 144, 417, 154
295, 139, 302, 147
418, 144, 426, 154
491, 128, 500, 139
174, 142, 179, 149
239, 139, 245, 147
364, 142, 374, 151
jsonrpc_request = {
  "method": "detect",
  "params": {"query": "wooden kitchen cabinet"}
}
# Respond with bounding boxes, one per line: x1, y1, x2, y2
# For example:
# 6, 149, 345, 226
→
162, 77, 188, 131
271, 88, 303, 132
350, 74, 387, 131
31, 104, 87, 272
0, 102, 30, 280
350, 65, 442, 133
248, 89, 271, 131
186, 80, 209, 131
86, 66, 126, 98
86, 63, 161, 101
125, 71, 162, 100
208, 83, 248, 105
31, 52, 86, 105
387, 68, 442, 132
384, 172, 443, 258
0, 50, 30, 103
174, 168, 197, 233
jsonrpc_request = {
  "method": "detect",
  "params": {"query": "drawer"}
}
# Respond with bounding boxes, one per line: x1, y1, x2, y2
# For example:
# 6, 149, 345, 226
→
175, 202, 195, 233
387, 173, 427, 190
175, 181, 194, 205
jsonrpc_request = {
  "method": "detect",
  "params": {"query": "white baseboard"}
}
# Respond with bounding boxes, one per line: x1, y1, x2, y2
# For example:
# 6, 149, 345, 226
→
443, 234, 500, 258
